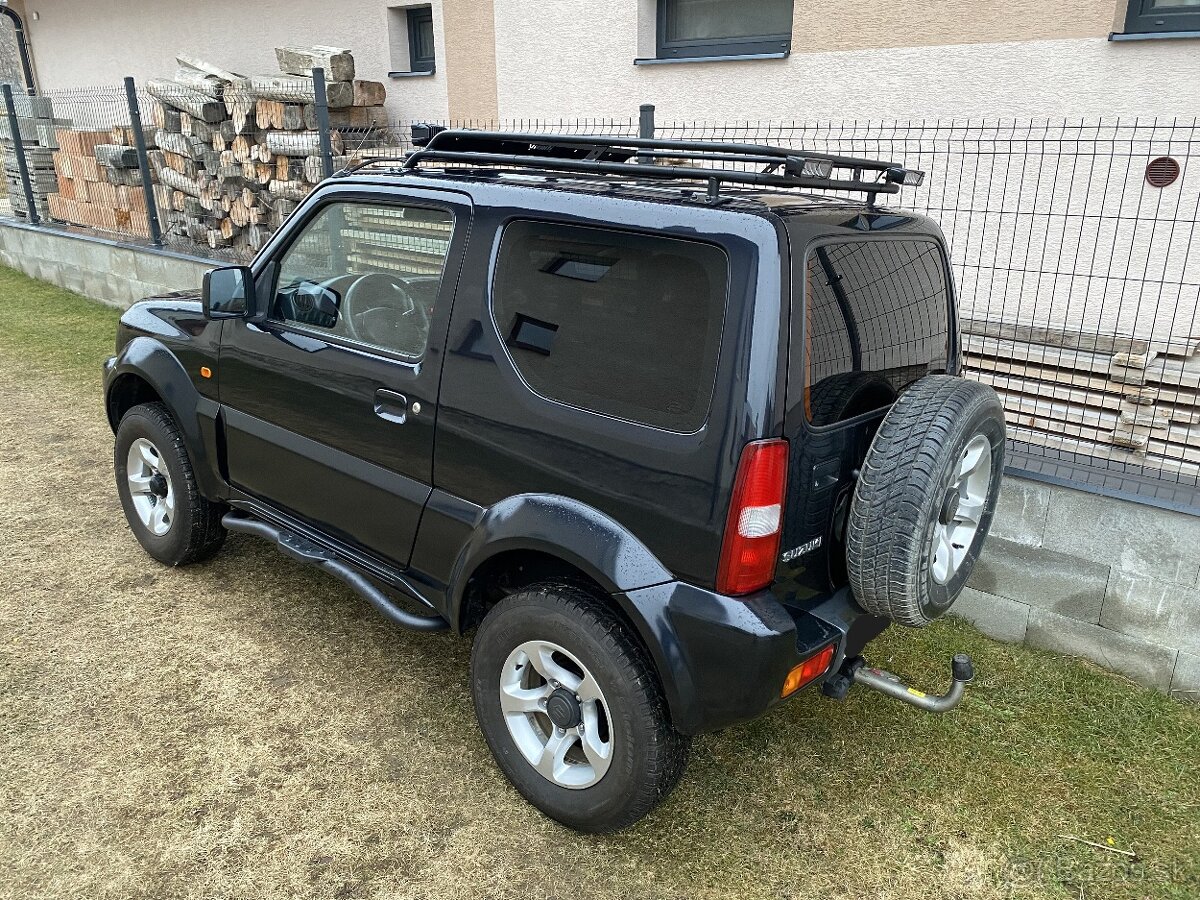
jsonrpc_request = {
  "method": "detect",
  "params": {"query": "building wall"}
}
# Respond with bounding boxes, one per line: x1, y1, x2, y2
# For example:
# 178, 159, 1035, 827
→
492, 0, 1200, 121
21, 0, 453, 120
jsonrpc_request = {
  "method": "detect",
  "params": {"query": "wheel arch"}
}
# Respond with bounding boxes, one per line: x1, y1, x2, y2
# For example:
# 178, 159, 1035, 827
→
105, 336, 225, 500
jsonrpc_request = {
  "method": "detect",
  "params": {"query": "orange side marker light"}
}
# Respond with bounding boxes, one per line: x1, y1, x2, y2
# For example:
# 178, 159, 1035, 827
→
200, 366, 212, 379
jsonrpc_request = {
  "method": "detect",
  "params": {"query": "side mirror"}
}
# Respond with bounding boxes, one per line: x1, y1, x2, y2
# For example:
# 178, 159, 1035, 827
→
203, 266, 255, 319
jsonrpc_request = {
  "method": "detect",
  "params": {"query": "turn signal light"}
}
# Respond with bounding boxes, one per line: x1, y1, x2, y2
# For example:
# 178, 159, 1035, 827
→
781, 644, 837, 698
716, 439, 788, 595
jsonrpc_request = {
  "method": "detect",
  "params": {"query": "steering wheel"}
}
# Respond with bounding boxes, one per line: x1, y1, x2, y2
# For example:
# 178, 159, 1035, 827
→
341, 272, 428, 352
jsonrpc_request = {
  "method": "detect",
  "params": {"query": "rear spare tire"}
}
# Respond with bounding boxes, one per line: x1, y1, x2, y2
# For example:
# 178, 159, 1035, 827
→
846, 375, 1006, 627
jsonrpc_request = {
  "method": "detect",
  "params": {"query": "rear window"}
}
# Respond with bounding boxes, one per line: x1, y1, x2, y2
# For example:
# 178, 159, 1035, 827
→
801, 238, 950, 426
492, 220, 729, 432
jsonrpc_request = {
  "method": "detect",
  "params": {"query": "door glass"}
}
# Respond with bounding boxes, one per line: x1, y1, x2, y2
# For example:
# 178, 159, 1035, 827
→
272, 201, 454, 358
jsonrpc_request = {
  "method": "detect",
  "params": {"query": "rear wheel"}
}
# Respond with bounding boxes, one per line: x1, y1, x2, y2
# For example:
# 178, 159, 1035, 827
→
470, 582, 689, 833
846, 375, 1006, 627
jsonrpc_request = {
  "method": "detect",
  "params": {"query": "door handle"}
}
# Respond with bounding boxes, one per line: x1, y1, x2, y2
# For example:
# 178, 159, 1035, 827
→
374, 389, 409, 424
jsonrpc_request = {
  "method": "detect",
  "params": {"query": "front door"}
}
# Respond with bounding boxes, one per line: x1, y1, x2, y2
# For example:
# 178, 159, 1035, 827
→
217, 186, 470, 567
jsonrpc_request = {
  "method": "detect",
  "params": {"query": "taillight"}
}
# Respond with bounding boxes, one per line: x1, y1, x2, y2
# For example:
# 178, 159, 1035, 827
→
716, 439, 788, 595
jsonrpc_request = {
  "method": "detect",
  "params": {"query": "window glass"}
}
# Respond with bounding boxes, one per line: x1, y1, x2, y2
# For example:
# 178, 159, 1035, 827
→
492, 221, 729, 432
802, 239, 950, 426
663, 0, 792, 43
272, 201, 454, 358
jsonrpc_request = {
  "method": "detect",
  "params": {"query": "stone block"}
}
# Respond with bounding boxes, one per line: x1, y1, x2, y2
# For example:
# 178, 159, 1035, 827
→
1100, 571, 1200, 655
968, 536, 1109, 622
950, 587, 1030, 643
990, 478, 1051, 547
1042, 486, 1200, 586
1170, 652, 1200, 703
1026, 609, 1178, 692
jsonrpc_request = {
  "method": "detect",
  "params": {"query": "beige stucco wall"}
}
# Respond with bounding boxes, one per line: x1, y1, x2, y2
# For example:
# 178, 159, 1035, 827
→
494, 1, 1200, 121
22, 0, 451, 120
440, 0, 498, 120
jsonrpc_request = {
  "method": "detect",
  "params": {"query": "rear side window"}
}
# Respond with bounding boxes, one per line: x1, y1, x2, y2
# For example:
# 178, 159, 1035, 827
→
492, 220, 729, 432
802, 239, 950, 426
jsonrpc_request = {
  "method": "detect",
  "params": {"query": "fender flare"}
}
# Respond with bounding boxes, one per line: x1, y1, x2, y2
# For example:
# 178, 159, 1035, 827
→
445, 494, 675, 631
105, 335, 225, 499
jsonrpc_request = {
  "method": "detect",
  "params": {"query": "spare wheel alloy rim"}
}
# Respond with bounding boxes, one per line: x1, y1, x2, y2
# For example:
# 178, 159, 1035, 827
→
126, 437, 175, 536
499, 639, 614, 789
931, 434, 991, 585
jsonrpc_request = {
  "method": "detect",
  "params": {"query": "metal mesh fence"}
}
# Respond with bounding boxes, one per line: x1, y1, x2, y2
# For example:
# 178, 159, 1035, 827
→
2, 87, 1196, 510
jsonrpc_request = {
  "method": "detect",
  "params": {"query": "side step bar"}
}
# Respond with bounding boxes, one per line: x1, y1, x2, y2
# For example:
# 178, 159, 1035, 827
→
824, 653, 974, 712
222, 512, 449, 632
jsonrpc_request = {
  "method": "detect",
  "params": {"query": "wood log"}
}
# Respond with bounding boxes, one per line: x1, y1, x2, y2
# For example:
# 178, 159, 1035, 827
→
271, 197, 298, 227
267, 130, 342, 157
269, 179, 309, 201
147, 150, 167, 176
246, 223, 266, 253
162, 107, 182, 134
94, 144, 139, 168
176, 54, 244, 84
202, 149, 221, 172
303, 104, 389, 130
255, 162, 273, 184
158, 165, 202, 199
282, 104, 304, 130
256, 99, 283, 130
208, 229, 230, 249
303, 155, 325, 183
171, 189, 186, 212
231, 135, 252, 162
230, 197, 251, 228
155, 129, 204, 160
351, 80, 386, 107
249, 74, 353, 108
275, 46, 355, 83
146, 78, 226, 124
218, 118, 255, 141
173, 67, 223, 99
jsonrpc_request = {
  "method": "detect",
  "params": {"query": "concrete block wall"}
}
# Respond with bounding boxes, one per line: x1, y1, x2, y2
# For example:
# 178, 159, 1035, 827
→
959, 478, 1200, 700
0, 218, 211, 308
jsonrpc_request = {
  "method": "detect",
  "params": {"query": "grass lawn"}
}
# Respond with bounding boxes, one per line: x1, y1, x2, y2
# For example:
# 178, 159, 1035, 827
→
0, 265, 1197, 900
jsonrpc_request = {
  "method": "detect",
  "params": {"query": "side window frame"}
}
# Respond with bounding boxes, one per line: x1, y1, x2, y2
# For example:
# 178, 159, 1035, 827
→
487, 216, 732, 434
261, 192, 460, 363
656, 0, 794, 60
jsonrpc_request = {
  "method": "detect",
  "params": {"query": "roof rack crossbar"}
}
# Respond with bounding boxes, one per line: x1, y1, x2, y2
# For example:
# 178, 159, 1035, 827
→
399, 148, 901, 195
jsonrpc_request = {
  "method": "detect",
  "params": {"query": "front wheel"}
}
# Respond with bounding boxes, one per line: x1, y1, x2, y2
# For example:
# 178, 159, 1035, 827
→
470, 583, 689, 833
114, 402, 226, 566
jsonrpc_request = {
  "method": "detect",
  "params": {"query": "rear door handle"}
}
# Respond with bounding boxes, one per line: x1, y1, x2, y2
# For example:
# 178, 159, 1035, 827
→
374, 389, 409, 424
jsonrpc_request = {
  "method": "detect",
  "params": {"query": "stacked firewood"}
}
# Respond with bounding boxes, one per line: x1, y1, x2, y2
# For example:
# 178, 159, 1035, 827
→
144, 46, 386, 253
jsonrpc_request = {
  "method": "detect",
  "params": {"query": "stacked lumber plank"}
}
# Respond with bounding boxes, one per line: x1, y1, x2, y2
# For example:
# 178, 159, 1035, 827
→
143, 47, 384, 253
47, 128, 154, 237
0, 92, 67, 220
962, 316, 1200, 479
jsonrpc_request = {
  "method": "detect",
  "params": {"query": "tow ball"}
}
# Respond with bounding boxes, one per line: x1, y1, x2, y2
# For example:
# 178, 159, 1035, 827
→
822, 653, 974, 713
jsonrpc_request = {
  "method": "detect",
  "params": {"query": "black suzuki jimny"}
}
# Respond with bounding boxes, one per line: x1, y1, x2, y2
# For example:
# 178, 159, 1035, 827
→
104, 130, 1006, 832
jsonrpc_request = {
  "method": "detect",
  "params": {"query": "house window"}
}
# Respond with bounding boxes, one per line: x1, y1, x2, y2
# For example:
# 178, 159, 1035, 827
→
1119, 0, 1200, 35
387, 5, 435, 76
657, 0, 793, 60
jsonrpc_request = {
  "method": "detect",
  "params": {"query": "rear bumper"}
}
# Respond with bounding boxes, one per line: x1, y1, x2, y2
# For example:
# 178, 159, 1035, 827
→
617, 581, 888, 735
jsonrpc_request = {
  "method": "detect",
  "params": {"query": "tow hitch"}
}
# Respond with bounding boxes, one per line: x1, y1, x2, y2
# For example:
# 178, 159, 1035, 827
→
822, 653, 974, 713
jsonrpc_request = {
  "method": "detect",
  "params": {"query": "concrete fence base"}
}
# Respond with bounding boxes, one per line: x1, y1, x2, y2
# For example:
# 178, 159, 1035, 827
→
2, 216, 1197, 701
0, 217, 211, 307
960, 477, 1199, 700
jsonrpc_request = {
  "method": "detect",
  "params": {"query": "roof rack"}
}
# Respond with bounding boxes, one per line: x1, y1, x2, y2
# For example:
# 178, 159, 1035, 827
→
345, 128, 925, 204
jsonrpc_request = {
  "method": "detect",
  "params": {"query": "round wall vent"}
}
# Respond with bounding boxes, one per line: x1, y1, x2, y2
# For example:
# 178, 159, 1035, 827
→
1145, 156, 1181, 189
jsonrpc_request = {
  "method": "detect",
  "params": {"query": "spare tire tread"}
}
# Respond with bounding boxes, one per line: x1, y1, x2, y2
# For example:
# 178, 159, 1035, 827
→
847, 375, 1005, 627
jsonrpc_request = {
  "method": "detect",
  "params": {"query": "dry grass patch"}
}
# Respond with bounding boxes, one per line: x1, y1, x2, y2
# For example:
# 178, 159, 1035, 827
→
0, 267, 1197, 899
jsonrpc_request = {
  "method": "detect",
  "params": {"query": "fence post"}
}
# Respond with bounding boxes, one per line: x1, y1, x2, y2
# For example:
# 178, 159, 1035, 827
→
2, 82, 39, 224
312, 66, 334, 179
637, 103, 655, 165
123, 77, 163, 248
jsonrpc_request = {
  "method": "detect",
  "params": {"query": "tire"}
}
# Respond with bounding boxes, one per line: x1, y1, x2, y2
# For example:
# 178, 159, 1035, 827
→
114, 402, 226, 566
846, 375, 1006, 627
470, 582, 689, 833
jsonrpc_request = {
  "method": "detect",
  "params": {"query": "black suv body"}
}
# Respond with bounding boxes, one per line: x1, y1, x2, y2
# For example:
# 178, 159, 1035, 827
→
104, 132, 1004, 831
